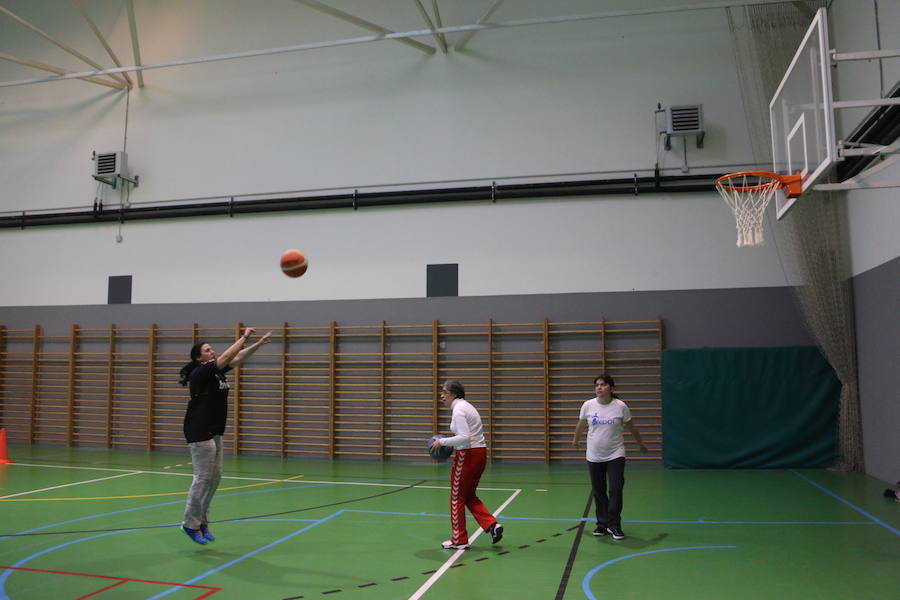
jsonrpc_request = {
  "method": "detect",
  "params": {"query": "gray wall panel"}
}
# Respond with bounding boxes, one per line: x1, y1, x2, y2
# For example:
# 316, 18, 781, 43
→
1, 285, 813, 349
853, 256, 900, 484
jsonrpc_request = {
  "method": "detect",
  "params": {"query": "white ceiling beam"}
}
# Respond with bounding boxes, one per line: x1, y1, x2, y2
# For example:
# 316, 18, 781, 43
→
413, 0, 447, 54
0, 4, 128, 87
125, 0, 144, 88
455, 0, 505, 52
72, 0, 133, 88
0, 51, 125, 89
0, 0, 815, 89
292, 0, 435, 55
432, 0, 448, 51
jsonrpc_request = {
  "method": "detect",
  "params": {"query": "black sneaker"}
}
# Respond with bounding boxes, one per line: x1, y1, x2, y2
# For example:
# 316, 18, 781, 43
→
607, 526, 625, 540
490, 522, 504, 544
592, 525, 606, 536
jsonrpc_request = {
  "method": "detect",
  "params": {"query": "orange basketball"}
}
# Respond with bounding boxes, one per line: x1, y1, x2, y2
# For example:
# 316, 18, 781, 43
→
280, 249, 308, 278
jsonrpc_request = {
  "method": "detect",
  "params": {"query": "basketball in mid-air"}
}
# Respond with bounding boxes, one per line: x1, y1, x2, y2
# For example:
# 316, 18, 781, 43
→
428, 435, 453, 461
280, 249, 308, 278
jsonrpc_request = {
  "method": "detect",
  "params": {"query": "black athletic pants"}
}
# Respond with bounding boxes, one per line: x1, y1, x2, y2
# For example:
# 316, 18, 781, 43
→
587, 456, 626, 528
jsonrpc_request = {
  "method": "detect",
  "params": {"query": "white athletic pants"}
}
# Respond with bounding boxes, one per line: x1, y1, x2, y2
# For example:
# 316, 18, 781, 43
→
182, 435, 224, 529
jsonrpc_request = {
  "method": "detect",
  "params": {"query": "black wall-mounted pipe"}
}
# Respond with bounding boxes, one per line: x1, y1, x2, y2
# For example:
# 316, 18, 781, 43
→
0, 172, 725, 230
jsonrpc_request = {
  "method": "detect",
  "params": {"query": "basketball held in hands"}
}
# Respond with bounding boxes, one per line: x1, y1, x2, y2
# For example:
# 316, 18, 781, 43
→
428, 435, 453, 461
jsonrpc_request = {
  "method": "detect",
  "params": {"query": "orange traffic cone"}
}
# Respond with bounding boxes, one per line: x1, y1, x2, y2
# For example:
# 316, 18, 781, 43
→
0, 428, 14, 464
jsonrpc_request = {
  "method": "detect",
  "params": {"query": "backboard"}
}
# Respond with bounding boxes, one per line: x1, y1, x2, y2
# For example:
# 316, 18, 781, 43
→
769, 7, 836, 219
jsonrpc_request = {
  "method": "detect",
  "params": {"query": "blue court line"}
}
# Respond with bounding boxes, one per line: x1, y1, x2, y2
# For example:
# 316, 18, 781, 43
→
339, 509, 874, 527
0, 518, 322, 600
581, 546, 736, 600
790, 469, 900, 536
0, 482, 331, 542
0, 529, 135, 600
620, 519, 875, 525
145, 510, 344, 600
0, 482, 335, 598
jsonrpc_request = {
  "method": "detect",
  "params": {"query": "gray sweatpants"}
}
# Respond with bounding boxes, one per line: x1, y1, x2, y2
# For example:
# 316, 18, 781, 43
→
182, 435, 224, 529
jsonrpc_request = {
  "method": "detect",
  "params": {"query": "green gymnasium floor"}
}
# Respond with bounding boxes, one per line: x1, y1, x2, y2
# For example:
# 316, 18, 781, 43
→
0, 445, 897, 600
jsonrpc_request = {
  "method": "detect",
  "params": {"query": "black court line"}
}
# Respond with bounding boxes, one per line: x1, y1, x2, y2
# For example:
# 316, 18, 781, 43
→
0, 480, 426, 538
554, 493, 593, 600
279, 521, 587, 599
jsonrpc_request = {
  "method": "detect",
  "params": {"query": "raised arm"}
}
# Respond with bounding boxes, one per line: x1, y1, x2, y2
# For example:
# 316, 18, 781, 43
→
230, 331, 273, 368
215, 327, 256, 370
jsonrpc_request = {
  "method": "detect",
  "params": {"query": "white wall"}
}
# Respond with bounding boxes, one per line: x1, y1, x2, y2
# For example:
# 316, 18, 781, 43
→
0, 1, 864, 306
0, 192, 794, 305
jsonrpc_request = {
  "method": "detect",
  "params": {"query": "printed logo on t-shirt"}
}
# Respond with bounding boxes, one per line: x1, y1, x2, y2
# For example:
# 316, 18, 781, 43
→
216, 373, 229, 390
591, 414, 617, 426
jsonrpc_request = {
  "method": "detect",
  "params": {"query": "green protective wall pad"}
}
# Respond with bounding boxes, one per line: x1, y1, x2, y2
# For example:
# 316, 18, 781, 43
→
663, 346, 840, 468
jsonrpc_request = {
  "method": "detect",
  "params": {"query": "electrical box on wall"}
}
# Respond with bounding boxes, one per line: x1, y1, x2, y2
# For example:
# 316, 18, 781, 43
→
92, 151, 138, 189
94, 151, 127, 178
664, 105, 704, 150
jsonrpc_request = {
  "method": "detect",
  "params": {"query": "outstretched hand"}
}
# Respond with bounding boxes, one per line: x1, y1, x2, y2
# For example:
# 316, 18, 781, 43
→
259, 331, 274, 344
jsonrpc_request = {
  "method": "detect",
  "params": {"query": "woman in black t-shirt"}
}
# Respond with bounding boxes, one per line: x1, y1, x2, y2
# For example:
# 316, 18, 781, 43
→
177, 326, 272, 545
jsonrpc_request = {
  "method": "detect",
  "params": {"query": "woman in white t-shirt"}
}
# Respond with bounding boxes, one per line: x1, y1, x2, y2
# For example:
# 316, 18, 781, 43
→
572, 374, 647, 540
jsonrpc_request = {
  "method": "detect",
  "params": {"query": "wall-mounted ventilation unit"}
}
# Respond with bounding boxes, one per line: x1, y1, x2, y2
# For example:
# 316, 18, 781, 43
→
665, 105, 704, 150
95, 151, 126, 178
92, 151, 138, 188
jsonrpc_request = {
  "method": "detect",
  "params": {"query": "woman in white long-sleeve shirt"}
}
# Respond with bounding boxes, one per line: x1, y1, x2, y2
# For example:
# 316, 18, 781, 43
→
430, 380, 504, 550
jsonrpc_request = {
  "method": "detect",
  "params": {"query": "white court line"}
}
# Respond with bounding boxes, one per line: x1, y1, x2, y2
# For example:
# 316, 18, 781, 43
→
9, 462, 290, 483
9, 463, 521, 491
0, 471, 142, 499
408, 488, 522, 600
303, 481, 520, 492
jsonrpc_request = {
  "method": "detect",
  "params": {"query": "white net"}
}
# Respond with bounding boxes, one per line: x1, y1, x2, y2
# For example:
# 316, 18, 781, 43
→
716, 173, 780, 247
727, 2, 863, 471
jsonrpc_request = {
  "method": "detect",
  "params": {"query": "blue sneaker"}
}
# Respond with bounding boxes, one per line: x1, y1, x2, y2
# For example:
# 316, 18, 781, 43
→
182, 525, 208, 545
200, 524, 216, 542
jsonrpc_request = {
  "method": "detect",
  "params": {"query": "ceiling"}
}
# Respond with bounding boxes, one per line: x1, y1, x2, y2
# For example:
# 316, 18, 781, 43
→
0, 0, 805, 90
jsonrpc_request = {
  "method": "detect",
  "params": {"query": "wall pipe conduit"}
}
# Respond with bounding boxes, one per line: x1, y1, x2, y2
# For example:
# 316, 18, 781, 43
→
0, 172, 723, 229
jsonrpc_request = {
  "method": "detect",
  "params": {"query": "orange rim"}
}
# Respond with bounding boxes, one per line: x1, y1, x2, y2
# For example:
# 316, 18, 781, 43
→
716, 171, 803, 197
715, 171, 781, 191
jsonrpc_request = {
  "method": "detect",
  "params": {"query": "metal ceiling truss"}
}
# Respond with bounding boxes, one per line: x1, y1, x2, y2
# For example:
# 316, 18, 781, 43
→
125, 0, 145, 88
0, 3, 128, 88
0, 0, 809, 89
292, 0, 435, 54
71, 0, 133, 88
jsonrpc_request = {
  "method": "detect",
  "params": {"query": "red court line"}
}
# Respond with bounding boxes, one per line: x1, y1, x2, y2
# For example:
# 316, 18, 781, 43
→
76, 579, 126, 599
0, 565, 222, 599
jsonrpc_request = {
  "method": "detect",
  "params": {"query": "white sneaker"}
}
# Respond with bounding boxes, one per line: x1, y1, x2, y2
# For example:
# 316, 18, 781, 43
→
441, 540, 470, 550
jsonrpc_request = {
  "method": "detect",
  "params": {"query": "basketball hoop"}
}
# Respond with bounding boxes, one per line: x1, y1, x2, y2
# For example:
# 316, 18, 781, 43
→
715, 171, 802, 247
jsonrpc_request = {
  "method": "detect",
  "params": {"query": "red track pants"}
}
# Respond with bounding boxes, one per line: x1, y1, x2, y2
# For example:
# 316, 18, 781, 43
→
449, 447, 497, 545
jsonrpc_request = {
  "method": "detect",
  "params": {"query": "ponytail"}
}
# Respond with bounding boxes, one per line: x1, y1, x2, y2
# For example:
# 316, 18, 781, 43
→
179, 362, 198, 386
178, 341, 207, 386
